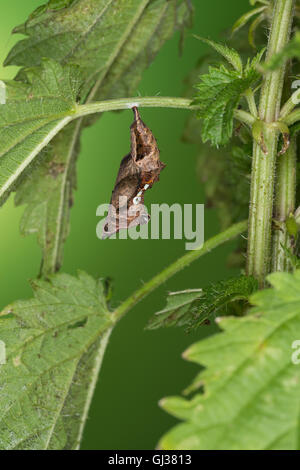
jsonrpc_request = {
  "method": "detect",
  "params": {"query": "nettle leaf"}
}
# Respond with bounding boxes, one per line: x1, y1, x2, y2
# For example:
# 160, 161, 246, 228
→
193, 50, 261, 146
197, 37, 243, 72
147, 276, 258, 331
5, 0, 192, 101
29, 0, 77, 20
147, 289, 203, 330
14, 121, 80, 275
0, 271, 114, 450
0, 59, 81, 205
263, 32, 300, 70
160, 270, 300, 450
4, 0, 192, 275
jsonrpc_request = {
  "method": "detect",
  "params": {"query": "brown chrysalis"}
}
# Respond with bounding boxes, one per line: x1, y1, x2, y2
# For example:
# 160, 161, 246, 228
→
102, 107, 166, 239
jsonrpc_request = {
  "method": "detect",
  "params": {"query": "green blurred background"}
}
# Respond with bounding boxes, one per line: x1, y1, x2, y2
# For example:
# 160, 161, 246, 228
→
0, 0, 250, 450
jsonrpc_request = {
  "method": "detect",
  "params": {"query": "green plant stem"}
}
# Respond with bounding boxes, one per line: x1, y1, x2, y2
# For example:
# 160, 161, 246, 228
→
76, 96, 194, 114
283, 108, 300, 126
280, 89, 300, 118
246, 0, 295, 287
75, 97, 254, 127
272, 137, 297, 271
112, 220, 247, 322
234, 108, 256, 126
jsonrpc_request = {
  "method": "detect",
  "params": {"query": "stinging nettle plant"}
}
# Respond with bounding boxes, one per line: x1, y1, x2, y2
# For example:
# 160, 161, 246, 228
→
1, 0, 300, 450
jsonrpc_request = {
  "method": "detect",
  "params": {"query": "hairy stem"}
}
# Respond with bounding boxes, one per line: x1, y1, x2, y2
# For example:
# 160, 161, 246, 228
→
272, 137, 297, 271
112, 220, 247, 322
76, 96, 195, 114
246, 0, 295, 286
75, 97, 254, 127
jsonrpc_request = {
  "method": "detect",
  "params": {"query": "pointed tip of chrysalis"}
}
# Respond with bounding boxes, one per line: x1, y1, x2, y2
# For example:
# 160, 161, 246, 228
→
132, 106, 140, 121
